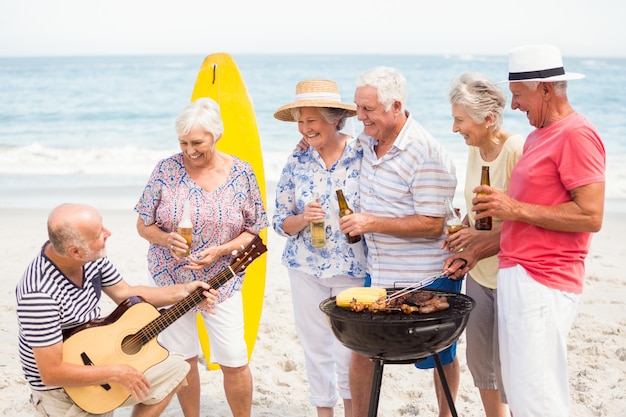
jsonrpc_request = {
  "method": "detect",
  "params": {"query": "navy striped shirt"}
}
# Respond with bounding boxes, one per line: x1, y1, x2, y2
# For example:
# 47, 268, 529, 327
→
15, 242, 122, 390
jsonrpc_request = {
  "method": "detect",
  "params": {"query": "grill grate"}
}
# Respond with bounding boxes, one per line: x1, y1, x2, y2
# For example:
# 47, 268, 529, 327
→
322, 289, 474, 324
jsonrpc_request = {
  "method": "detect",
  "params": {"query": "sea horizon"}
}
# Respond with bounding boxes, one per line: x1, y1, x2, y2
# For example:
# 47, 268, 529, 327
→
1, 54, 624, 213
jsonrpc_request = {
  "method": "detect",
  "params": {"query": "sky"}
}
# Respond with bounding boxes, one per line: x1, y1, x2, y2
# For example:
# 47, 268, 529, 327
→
0, 0, 624, 58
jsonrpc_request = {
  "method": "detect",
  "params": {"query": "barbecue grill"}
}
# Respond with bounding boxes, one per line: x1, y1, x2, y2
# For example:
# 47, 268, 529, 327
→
320, 288, 475, 417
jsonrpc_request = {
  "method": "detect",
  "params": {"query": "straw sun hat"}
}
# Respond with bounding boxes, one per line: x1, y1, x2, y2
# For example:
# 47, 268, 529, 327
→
504, 44, 585, 83
273, 79, 357, 122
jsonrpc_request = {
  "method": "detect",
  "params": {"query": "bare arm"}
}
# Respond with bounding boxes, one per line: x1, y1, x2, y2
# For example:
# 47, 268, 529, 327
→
102, 279, 217, 308
185, 231, 257, 271
281, 200, 325, 236
339, 212, 444, 239
472, 182, 604, 233
444, 221, 502, 258
34, 343, 152, 401
136, 215, 256, 270
136, 215, 186, 254
442, 223, 502, 279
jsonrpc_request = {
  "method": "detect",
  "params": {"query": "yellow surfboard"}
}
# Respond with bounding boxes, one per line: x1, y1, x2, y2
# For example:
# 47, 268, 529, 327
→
190, 53, 267, 370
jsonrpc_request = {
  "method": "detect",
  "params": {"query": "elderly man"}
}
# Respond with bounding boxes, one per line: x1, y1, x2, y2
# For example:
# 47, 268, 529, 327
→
16, 203, 218, 417
338, 66, 457, 417
472, 45, 606, 417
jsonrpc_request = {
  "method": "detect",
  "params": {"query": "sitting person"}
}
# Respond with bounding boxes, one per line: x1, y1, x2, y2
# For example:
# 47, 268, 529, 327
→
15, 203, 218, 417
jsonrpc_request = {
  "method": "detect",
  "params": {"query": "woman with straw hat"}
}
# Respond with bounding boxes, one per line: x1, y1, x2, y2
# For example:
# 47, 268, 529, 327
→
272, 79, 366, 417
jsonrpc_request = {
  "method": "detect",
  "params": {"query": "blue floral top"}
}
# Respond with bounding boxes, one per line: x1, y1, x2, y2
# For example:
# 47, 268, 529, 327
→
272, 138, 367, 279
135, 153, 268, 303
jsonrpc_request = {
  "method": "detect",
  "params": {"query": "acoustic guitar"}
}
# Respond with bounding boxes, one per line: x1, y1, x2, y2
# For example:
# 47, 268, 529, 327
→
61, 235, 267, 414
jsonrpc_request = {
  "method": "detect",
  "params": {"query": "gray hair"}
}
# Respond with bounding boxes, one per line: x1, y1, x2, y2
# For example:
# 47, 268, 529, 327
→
175, 98, 224, 141
356, 66, 407, 112
524, 80, 568, 96
48, 226, 87, 255
289, 107, 352, 131
448, 72, 506, 130
47, 205, 89, 254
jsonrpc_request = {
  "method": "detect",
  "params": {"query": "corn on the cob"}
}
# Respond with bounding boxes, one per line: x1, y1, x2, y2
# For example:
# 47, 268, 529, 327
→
335, 287, 387, 308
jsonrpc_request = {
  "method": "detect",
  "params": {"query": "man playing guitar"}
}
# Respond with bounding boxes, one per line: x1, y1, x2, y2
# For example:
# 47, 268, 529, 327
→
15, 203, 219, 417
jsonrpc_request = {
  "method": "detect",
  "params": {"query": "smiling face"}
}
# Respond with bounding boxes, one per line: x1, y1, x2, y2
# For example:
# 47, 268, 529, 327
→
354, 85, 399, 142
451, 104, 489, 147
509, 82, 546, 128
178, 125, 217, 167
296, 107, 339, 151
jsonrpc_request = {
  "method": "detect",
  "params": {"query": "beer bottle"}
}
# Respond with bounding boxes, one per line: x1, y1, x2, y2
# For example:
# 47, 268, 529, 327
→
176, 200, 193, 256
475, 166, 492, 231
336, 189, 361, 244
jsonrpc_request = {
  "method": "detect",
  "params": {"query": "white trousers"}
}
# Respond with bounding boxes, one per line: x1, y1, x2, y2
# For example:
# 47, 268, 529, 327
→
497, 264, 579, 417
288, 269, 362, 408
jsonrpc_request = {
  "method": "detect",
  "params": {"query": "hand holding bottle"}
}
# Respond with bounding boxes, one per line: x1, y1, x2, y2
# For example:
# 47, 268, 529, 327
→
173, 200, 193, 257
444, 198, 463, 236
442, 198, 466, 252
336, 189, 361, 244
306, 193, 326, 248
475, 166, 492, 230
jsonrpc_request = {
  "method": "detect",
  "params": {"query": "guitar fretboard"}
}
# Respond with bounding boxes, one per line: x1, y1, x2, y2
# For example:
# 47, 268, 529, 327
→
135, 268, 235, 344
126, 235, 265, 348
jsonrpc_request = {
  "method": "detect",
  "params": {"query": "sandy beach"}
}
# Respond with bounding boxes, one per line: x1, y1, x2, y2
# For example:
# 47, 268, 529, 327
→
1, 192, 625, 416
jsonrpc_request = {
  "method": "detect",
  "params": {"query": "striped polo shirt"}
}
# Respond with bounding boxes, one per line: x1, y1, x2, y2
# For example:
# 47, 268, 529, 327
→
15, 243, 123, 390
358, 113, 456, 288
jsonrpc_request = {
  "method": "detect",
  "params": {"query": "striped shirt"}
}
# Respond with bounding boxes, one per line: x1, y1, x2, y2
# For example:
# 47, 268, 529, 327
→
15, 243, 123, 390
358, 112, 456, 287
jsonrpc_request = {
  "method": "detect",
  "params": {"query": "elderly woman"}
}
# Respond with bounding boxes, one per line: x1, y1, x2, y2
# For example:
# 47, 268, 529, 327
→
442, 72, 524, 417
134, 97, 268, 417
272, 79, 366, 417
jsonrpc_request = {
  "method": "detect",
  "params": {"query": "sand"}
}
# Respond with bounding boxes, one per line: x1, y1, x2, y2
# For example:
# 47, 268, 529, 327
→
1, 198, 625, 416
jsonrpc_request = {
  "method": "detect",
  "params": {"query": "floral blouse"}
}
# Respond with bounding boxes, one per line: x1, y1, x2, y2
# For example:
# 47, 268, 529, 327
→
135, 153, 268, 303
272, 138, 366, 279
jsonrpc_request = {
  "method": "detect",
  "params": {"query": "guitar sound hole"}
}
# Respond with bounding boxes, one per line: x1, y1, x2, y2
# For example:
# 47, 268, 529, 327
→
121, 334, 143, 355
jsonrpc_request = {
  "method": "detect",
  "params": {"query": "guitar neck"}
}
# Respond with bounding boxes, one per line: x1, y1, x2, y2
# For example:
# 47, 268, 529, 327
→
130, 234, 265, 346
136, 267, 235, 343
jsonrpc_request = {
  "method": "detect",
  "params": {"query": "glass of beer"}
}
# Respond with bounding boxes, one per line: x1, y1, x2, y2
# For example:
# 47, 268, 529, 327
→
309, 193, 326, 248
447, 222, 463, 235
310, 219, 326, 248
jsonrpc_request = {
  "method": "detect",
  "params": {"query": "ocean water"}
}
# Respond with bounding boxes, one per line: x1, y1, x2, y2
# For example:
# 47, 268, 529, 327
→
1, 54, 624, 212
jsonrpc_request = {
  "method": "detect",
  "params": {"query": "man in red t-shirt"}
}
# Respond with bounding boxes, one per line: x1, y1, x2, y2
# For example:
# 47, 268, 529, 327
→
472, 45, 606, 417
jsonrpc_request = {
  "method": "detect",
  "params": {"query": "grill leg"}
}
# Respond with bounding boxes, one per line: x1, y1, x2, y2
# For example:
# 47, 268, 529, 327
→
368, 358, 385, 417
433, 353, 458, 417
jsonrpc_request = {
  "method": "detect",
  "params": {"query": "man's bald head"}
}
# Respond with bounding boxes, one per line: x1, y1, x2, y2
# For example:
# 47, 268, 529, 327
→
47, 204, 102, 255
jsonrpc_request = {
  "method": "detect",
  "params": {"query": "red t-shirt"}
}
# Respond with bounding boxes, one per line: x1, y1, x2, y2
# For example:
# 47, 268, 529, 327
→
499, 112, 605, 294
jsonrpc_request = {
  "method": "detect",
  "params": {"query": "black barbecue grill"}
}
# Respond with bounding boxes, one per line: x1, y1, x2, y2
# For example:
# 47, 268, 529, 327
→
320, 289, 475, 417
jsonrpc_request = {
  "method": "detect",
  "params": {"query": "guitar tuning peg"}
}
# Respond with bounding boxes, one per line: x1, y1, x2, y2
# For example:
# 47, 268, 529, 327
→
231, 249, 238, 256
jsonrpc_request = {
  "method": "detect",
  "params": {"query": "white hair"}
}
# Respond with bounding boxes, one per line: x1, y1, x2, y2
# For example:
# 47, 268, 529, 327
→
175, 98, 224, 140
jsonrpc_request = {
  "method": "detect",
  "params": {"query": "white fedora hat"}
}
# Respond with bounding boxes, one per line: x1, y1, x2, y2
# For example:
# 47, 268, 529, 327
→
274, 79, 356, 122
505, 44, 584, 83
